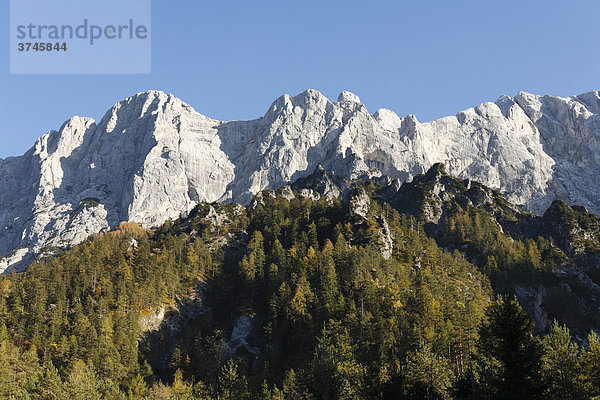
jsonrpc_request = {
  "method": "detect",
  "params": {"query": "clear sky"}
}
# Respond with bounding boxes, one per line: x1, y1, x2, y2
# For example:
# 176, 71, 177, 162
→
1, 0, 599, 159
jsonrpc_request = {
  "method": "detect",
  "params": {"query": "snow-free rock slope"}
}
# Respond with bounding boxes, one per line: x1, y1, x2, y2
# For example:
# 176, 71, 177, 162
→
1, 89, 599, 272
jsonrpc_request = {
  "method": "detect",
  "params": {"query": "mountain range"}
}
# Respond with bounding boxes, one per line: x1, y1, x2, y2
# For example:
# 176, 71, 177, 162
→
1, 88, 599, 273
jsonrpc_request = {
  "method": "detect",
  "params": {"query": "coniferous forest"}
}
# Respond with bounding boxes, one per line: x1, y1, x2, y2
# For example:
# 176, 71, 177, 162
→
2, 168, 600, 399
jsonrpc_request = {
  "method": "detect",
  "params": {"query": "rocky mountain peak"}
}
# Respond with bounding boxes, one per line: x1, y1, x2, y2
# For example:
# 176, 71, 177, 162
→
1, 88, 600, 272
373, 108, 402, 131
264, 89, 331, 122
575, 90, 600, 114
336, 91, 361, 104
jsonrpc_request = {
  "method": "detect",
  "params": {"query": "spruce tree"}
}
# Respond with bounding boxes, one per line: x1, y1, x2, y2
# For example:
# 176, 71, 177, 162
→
477, 295, 544, 400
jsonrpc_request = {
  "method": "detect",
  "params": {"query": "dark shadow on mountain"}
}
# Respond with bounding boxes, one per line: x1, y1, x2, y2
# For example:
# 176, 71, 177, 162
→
139, 283, 207, 379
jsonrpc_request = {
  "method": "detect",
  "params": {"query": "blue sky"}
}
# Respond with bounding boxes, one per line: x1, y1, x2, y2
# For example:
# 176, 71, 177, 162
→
1, 0, 599, 159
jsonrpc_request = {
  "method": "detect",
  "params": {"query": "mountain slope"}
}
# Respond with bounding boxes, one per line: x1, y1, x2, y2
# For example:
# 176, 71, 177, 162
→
271, 164, 600, 336
2, 168, 600, 398
381, 164, 600, 335
1, 89, 600, 272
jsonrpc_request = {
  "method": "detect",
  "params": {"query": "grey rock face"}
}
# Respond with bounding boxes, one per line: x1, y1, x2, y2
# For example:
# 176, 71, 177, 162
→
514, 91, 600, 213
1, 89, 599, 272
350, 188, 371, 219
226, 315, 260, 358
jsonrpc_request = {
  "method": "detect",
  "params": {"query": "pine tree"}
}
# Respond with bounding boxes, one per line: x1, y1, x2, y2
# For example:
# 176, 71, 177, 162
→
282, 369, 305, 399
169, 346, 183, 373
34, 359, 67, 400
311, 326, 337, 400
311, 323, 364, 400
476, 295, 544, 400
402, 341, 453, 400
583, 331, 600, 397
308, 222, 319, 250
171, 369, 194, 399
218, 359, 249, 400
65, 360, 102, 400
127, 373, 149, 398
289, 275, 313, 322
542, 321, 586, 400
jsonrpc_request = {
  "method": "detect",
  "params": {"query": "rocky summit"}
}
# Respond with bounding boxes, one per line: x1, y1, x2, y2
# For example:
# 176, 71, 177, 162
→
1, 89, 600, 272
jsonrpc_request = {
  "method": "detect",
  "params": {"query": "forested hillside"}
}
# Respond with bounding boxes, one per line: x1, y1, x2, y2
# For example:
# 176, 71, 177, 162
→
1, 168, 600, 399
